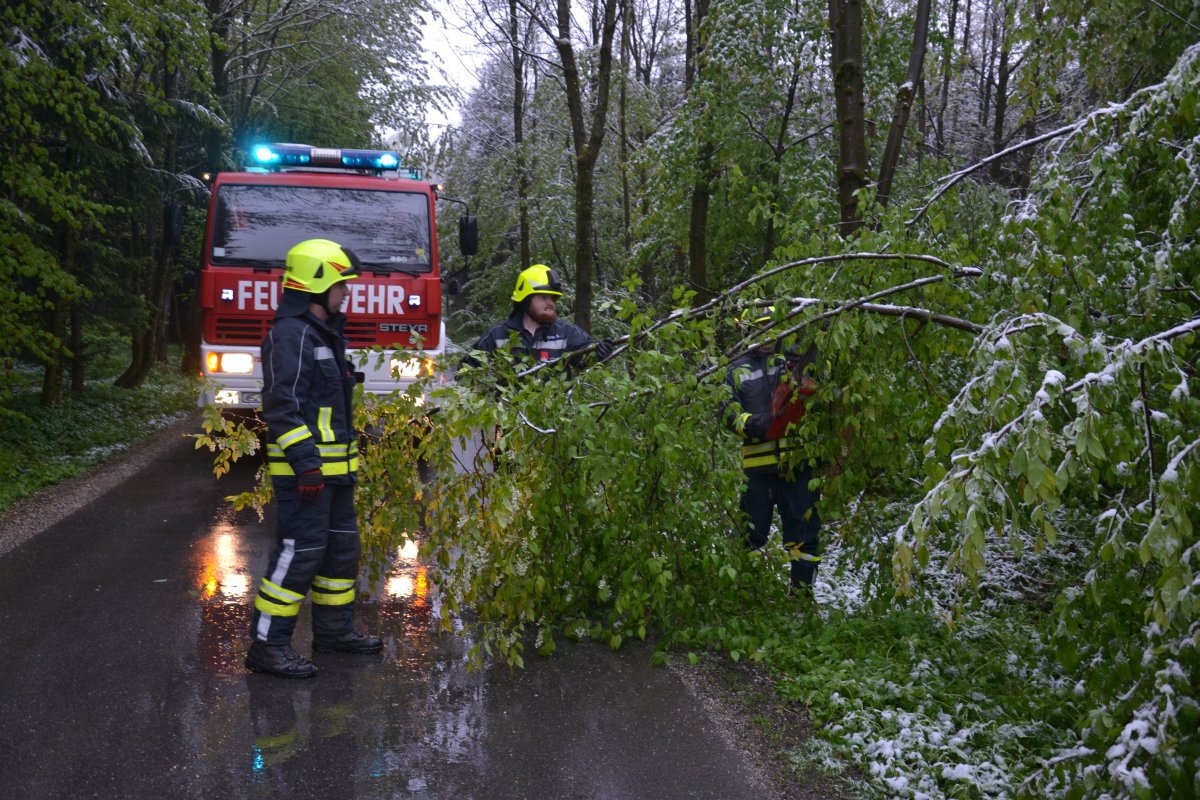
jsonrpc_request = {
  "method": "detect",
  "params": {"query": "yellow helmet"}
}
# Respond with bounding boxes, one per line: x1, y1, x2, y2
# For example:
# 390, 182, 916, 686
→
282, 239, 361, 294
512, 264, 564, 302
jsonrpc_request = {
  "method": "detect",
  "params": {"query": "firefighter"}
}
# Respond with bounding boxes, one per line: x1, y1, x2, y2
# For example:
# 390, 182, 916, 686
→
719, 308, 822, 595
245, 238, 382, 679
469, 264, 613, 363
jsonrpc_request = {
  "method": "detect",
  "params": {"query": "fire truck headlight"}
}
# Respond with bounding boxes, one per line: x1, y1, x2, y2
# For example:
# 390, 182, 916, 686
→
390, 356, 435, 379
207, 352, 255, 374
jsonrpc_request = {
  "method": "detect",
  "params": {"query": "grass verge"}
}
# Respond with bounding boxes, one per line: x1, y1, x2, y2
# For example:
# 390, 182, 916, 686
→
0, 363, 199, 513
771, 606, 1076, 798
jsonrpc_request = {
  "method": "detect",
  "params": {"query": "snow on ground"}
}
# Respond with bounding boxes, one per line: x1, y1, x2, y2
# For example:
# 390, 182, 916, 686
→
786, 508, 1087, 799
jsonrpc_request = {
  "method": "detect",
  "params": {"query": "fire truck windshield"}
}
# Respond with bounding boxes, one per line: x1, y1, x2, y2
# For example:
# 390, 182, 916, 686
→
210, 185, 432, 273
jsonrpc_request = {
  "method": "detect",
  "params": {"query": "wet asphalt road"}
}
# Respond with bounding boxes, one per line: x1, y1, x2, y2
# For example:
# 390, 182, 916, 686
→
0, 429, 764, 799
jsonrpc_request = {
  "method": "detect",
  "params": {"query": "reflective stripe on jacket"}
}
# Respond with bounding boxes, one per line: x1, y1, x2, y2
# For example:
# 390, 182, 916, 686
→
720, 351, 797, 474
471, 310, 594, 363
261, 301, 359, 482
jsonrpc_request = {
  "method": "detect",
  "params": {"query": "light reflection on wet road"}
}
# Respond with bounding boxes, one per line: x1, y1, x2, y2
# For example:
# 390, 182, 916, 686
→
0, 433, 763, 799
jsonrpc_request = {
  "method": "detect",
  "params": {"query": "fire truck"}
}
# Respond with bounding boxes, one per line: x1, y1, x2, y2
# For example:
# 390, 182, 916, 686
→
196, 143, 475, 408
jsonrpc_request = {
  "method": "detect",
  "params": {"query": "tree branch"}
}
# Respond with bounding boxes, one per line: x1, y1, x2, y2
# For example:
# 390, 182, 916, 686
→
1148, 0, 1200, 32
907, 121, 1083, 226
518, 409, 556, 435
518, 253, 981, 382
1140, 363, 1157, 516
706, 271, 983, 377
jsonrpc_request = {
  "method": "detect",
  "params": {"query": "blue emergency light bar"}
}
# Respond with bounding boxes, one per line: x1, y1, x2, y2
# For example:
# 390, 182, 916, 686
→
340, 149, 400, 169
252, 144, 310, 165
248, 144, 405, 172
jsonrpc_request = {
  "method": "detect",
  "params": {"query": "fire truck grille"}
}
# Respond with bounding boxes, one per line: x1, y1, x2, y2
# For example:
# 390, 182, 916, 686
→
213, 316, 270, 343
344, 321, 379, 345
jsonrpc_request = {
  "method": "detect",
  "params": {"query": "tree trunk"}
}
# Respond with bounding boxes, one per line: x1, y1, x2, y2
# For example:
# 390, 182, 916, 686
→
683, 0, 696, 90
957, 0, 972, 146
553, 0, 619, 332
990, 43, 1011, 182
688, 142, 713, 303
180, 279, 203, 377
683, 0, 713, 302
916, 76, 927, 161
153, 243, 174, 365
40, 225, 77, 407
155, 109, 179, 365
936, 0, 959, 153
40, 296, 68, 407
979, 8, 998, 156
1013, 1, 1045, 194
509, 0, 531, 270
70, 302, 85, 395
619, 0, 633, 255
116, 219, 155, 389
762, 60, 803, 265
877, 0, 932, 208
828, 0, 868, 236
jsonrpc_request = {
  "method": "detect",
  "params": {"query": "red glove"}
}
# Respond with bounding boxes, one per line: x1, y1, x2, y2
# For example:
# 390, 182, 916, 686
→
765, 407, 801, 440
765, 376, 817, 440
297, 468, 324, 500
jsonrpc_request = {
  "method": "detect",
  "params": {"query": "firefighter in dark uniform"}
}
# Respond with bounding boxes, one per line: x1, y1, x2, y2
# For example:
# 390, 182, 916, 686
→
470, 264, 613, 363
245, 238, 383, 679
720, 310, 822, 595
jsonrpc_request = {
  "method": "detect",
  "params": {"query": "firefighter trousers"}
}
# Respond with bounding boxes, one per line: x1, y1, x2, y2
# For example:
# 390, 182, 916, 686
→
250, 480, 361, 646
740, 470, 822, 586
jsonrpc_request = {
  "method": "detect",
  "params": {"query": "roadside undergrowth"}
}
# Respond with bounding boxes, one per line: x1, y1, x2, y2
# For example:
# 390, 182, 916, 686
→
0, 363, 197, 512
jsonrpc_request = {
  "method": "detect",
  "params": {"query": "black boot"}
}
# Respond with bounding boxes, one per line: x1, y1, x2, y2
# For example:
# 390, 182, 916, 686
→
312, 629, 383, 654
246, 642, 319, 681
245, 642, 318, 678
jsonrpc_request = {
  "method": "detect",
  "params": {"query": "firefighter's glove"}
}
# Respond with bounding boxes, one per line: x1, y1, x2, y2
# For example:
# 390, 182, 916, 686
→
298, 468, 325, 501
743, 412, 774, 440
595, 339, 615, 359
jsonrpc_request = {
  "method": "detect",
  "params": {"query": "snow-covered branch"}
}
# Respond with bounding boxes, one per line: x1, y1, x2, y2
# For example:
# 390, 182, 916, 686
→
514, 255, 983, 382
517, 410, 556, 435
909, 43, 1200, 227
907, 122, 1084, 226
899, 314, 1200, 560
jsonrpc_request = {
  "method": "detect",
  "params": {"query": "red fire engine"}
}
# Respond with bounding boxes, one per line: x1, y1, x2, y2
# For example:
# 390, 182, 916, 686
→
197, 143, 474, 408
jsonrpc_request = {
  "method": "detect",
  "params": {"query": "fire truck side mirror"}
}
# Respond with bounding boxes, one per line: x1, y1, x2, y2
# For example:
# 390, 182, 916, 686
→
445, 275, 461, 295
458, 215, 478, 257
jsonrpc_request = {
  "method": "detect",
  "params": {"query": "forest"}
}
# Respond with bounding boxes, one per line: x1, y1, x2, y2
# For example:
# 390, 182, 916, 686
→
5, 0, 1199, 796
